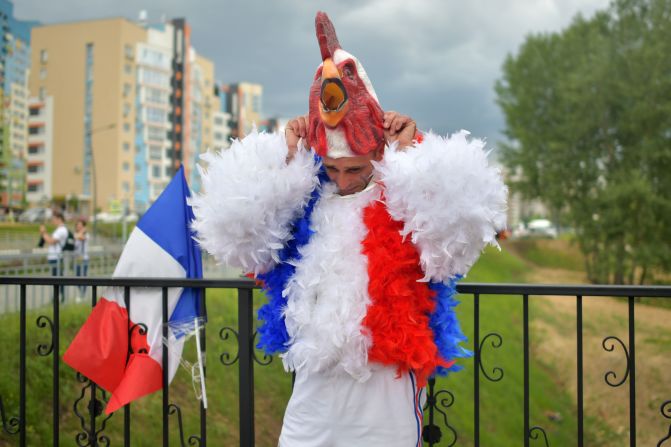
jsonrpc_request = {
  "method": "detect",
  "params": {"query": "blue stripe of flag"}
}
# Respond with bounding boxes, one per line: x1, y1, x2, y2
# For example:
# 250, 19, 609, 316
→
136, 167, 204, 325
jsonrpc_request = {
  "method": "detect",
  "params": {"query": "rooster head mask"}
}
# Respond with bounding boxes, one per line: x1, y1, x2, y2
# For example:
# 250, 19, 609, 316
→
308, 12, 385, 158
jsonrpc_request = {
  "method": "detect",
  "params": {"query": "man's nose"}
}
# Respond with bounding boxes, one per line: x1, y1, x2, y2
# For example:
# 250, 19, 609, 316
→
335, 173, 349, 190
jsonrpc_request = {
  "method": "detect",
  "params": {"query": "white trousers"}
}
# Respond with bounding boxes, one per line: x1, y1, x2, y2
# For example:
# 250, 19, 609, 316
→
279, 365, 425, 447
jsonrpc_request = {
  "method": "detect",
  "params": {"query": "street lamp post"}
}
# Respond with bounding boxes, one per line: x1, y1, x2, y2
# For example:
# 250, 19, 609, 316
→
87, 123, 116, 242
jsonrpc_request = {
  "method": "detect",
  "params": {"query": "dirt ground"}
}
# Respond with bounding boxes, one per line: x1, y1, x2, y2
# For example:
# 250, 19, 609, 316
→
526, 265, 671, 446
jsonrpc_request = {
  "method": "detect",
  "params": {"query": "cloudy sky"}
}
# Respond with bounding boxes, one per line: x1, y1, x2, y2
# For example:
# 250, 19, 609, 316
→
15, 0, 610, 150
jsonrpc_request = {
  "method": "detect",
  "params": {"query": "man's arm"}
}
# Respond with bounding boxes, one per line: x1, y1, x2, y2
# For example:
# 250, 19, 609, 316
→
40, 225, 58, 245
375, 126, 508, 282
190, 128, 321, 275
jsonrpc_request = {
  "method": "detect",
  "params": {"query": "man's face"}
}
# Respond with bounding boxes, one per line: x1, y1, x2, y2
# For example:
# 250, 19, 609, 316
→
322, 149, 382, 196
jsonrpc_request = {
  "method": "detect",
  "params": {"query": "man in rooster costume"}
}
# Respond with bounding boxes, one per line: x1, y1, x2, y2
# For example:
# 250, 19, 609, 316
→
191, 12, 507, 447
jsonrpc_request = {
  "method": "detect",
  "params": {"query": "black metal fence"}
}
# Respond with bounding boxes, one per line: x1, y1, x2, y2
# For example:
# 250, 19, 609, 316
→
0, 276, 670, 446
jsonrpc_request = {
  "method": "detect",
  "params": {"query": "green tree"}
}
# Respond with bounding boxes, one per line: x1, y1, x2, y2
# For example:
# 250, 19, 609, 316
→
496, 0, 671, 284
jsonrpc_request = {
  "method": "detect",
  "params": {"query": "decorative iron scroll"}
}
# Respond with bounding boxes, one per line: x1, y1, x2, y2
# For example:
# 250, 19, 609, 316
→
422, 377, 457, 447
602, 335, 630, 387
479, 332, 504, 382
73, 373, 113, 447
252, 331, 273, 366
128, 323, 149, 354
219, 326, 240, 366
658, 400, 671, 447
529, 425, 550, 446
168, 403, 202, 447
0, 395, 19, 435
36, 315, 54, 356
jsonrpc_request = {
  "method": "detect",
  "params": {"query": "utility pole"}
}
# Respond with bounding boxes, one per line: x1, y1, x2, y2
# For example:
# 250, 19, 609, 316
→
87, 123, 116, 243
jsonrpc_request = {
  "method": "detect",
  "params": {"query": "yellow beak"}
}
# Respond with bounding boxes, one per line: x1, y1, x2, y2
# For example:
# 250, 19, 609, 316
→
319, 58, 349, 127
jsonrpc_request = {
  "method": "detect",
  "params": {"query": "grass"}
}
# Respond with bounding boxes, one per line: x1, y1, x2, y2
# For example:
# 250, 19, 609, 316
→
0, 222, 134, 240
0, 288, 290, 446
430, 246, 581, 446
506, 238, 585, 272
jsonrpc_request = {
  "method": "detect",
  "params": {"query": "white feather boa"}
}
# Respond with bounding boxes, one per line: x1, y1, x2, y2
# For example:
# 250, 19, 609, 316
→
281, 182, 378, 382
375, 130, 508, 282
190, 130, 320, 275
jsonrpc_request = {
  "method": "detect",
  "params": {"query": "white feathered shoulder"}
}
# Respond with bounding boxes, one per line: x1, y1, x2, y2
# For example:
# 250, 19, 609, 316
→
375, 130, 507, 282
190, 130, 321, 275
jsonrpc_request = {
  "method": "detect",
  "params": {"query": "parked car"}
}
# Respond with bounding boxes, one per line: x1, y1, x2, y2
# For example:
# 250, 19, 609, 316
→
18, 207, 53, 223
93, 212, 122, 223
527, 219, 558, 238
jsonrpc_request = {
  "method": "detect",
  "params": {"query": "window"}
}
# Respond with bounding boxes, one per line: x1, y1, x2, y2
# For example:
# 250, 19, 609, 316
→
145, 87, 168, 104
123, 123, 131, 132
40, 49, 48, 63
27, 164, 42, 174
125, 44, 134, 59
123, 83, 132, 98
28, 127, 44, 136
39, 67, 47, 80
122, 162, 130, 172
214, 116, 224, 125
147, 125, 166, 141
146, 107, 167, 124
123, 142, 130, 152
122, 181, 130, 193
27, 183, 43, 193
152, 165, 160, 178
165, 166, 172, 177
123, 103, 131, 118
39, 87, 46, 100
141, 68, 169, 87
214, 132, 224, 140
28, 145, 43, 155
125, 63, 133, 75
29, 107, 40, 117
149, 145, 162, 160
252, 94, 262, 114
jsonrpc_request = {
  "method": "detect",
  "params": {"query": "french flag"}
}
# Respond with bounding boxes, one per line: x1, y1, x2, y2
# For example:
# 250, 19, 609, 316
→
64, 167, 203, 414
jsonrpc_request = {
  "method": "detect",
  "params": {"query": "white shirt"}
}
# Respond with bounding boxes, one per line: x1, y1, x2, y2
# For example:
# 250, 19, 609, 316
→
75, 233, 89, 261
47, 225, 68, 261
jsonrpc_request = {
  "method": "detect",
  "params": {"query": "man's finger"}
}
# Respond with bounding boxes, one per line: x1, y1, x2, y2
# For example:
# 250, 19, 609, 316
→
384, 111, 398, 128
298, 118, 307, 138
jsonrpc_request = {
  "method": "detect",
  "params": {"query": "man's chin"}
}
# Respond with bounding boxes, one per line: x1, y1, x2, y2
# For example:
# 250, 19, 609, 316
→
337, 188, 358, 196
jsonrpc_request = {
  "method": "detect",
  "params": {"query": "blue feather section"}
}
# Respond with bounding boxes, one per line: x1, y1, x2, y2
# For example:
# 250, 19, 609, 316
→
429, 275, 473, 376
256, 157, 327, 354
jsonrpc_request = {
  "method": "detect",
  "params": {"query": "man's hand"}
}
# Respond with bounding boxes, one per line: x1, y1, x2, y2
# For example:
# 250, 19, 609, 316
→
383, 111, 417, 150
285, 115, 309, 161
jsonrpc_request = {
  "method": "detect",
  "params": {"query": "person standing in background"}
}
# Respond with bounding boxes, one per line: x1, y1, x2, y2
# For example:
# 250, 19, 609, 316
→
40, 210, 68, 301
74, 218, 90, 300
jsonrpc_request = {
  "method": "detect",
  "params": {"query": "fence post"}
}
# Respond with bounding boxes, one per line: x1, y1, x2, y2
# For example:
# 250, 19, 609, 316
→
238, 287, 254, 447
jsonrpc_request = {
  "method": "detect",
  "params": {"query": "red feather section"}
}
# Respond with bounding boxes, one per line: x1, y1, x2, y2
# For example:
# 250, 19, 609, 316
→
362, 201, 454, 387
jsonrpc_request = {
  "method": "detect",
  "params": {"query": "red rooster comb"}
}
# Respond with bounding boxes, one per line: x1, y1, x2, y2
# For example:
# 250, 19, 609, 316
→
315, 11, 341, 61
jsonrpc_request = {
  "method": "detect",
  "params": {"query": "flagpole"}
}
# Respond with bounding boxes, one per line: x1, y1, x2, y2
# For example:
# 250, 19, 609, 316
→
195, 317, 207, 409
